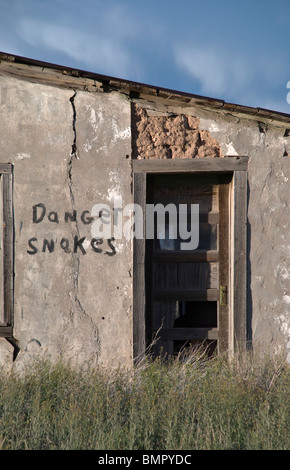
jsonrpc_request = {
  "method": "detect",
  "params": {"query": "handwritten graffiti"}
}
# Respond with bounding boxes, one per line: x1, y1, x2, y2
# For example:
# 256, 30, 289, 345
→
27, 236, 116, 256
27, 203, 116, 256
32, 203, 96, 225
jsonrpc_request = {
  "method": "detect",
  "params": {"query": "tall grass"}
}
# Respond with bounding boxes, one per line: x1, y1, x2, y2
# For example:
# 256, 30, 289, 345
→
0, 349, 289, 450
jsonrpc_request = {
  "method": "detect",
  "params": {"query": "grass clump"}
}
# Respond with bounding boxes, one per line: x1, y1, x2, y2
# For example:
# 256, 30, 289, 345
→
0, 350, 289, 450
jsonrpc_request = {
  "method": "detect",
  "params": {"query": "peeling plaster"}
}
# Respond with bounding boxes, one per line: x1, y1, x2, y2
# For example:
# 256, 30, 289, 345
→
280, 267, 290, 280
282, 294, 290, 304
224, 142, 238, 155
276, 169, 289, 182
132, 105, 222, 159
112, 119, 131, 143
12, 152, 31, 161
107, 170, 122, 203
274, 313, 290, 337
83, 142, 92, 152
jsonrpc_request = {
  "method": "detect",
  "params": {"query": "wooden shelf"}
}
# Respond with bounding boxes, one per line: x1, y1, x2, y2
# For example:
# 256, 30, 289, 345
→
154, 250, 219, 262
154, 288, 218, 301
156, 327, 218, 341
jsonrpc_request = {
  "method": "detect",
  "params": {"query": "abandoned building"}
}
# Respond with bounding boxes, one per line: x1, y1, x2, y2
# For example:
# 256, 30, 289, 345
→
0, 51, 290, 369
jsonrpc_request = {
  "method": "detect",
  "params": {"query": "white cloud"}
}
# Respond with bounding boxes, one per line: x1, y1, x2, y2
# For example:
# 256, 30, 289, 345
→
174, 44, 254, 98
174, 42, 290, 112
18, 16, 138, 78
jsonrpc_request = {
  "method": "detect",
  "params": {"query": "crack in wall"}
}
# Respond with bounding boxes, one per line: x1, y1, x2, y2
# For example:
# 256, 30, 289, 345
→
70, 91, 78, 157
68, 91, 100, 360
68, 91, 79, 234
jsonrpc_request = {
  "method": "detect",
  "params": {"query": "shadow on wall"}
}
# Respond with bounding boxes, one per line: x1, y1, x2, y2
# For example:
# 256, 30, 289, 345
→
247, 180, 253, 349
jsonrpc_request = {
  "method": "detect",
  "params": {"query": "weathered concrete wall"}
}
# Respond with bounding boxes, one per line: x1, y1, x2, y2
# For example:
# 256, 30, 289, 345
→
197, 110, 290, 354
0, 75, 132, 370
0, 67, 290, 369
131, 96, 290, 355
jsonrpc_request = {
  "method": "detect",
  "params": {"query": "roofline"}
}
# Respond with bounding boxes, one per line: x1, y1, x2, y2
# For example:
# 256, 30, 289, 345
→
1, 51, 290, 124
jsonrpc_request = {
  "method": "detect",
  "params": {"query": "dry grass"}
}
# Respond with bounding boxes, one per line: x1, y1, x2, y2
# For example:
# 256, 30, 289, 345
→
0, 349, 289, 450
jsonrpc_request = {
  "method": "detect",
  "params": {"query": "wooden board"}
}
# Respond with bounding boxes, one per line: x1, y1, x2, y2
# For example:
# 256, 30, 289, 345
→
154, 250, 219, 262
233, 171, 248, 351
157, 327, 218, 341
133, 157, 248, 173
154, 262, 218, 290
154, 288, 219, 301
0, 326, 13, 337
2, 171, 14, 327
218, 182, 230, 352
133, 172, 147, 359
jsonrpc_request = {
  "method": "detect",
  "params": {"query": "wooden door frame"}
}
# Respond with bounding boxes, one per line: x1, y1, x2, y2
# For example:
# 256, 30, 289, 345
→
0, 163, 14, 338
133, 157, 248, 361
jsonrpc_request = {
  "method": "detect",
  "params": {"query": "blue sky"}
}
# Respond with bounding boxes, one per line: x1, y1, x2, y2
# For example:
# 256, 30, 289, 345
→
1, 0, 290, 113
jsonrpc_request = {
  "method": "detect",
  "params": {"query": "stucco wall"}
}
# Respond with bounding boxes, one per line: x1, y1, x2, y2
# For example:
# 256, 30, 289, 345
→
197, 110, 290, 353
0, 76, 132, 369
0, 68, 290, 369
131, 96, 290, 356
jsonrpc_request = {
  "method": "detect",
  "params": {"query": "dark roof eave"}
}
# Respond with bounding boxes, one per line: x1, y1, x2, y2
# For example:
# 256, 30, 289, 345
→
1, 51, 290, 123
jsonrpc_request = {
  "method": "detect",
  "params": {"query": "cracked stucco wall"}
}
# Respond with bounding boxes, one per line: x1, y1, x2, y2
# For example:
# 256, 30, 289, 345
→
130, 96, 290, 356
0, 76, 132, 370
197, 108, 290, 354
0, 70, 290, 369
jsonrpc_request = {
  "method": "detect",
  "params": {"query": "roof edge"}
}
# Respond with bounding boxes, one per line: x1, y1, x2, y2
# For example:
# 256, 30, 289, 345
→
1, 51, 290, 124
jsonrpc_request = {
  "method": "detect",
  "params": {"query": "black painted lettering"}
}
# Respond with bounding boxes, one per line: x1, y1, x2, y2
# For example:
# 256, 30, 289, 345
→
60, 237, 71, 253
42, 239, 55, 253
91, 237, 103, 253
64, 210, 77, 222
73, 235, 86, 255
105, 238, 116, 256
48, 211, 59, 223
27, 237, 38, 255
32, 203, 46, 223
81, 210, 94, 225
